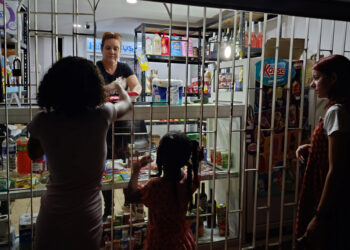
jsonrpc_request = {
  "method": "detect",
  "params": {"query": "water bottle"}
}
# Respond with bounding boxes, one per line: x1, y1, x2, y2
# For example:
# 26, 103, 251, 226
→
2, 136, 17, 171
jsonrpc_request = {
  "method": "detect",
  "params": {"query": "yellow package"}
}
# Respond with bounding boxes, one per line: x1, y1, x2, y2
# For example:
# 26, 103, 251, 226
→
137, 54, 150, 72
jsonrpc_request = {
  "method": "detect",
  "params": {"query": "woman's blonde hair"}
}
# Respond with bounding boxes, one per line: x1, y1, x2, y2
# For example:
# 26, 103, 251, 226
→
101, 32, 122, 49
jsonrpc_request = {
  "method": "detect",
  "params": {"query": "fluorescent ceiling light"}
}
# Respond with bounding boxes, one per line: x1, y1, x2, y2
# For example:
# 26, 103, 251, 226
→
73, 24, 82, 28
126, 0, 138, 4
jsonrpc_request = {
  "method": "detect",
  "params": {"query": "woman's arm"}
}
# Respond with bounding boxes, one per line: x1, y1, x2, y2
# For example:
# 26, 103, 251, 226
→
124, 155, 152, 203
126, 75, 142, 95
28, 136, 44, 161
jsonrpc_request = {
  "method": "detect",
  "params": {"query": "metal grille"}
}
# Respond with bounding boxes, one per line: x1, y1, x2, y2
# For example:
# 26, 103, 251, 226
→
0, 0, 349, 249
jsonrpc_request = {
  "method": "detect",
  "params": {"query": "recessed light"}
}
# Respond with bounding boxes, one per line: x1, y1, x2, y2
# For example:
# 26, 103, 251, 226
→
126, 0, 138, 4
73, 24, 82, 28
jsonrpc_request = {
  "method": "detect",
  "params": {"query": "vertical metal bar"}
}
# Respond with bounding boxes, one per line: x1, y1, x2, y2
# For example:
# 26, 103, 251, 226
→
2, 0, 11, 245
16, 0, 25, 99
279, 15, 295, 245
224, 10, 238, 250
93, 0, 96, 64
54, 0, 58, 61
238, 11, 252, 249
110, 121, 115, 248
210, 9, 222, 250
342, 22, 348, 56
330, 20, 335, 54
312, 19, 322, 131
265, 15, 282, 249
293, 17, 310, 245
183, 5, 189, 133
195, 8, 206, 245
75, 0, 79, 55
34, 0, 39, 91
147, 103, 153, 177
72, 0, 75, 56
166, 3, 172, 132
51, 0, 54, 64
252, 13, 268, 248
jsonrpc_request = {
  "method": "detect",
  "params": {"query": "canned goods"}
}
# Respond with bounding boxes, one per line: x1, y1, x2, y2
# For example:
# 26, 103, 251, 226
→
115, 214, 123, 226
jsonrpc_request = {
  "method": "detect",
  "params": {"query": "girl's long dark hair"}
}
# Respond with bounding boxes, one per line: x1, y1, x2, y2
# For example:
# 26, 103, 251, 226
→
154, 131, 200, 201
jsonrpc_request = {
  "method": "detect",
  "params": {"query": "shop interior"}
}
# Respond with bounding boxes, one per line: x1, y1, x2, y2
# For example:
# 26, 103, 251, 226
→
0, 0, 349, 249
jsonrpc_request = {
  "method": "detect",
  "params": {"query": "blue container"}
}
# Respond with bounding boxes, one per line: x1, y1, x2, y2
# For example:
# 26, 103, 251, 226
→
171, 36, 182, 56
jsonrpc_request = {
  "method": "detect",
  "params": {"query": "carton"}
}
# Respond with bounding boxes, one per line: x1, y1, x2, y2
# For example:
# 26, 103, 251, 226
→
264, 38, 305, 60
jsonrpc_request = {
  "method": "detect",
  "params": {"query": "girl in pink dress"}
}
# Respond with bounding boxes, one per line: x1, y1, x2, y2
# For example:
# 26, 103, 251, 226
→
125, 132, 201, 250
27, 56, 131, 250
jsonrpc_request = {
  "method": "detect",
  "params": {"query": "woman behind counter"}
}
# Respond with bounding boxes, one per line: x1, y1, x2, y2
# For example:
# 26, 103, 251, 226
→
97, 32, 148, 220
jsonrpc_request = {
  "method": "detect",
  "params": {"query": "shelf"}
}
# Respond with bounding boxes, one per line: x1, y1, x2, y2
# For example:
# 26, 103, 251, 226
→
146, 54, 201, 64
0, 104, 245, 124
0, 170, 238, 200
135, 23, 205, 37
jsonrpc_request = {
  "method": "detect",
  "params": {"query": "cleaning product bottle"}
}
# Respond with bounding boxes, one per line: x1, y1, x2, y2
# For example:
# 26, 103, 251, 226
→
181, 36, 193, 56
257, 21, 263, 48
145, 36, 152, 54
152, 32, 161, 55
171, 34, 182, 56
161, 33, 169, 55
17, 132, 31, 175
251, 22, 257, 48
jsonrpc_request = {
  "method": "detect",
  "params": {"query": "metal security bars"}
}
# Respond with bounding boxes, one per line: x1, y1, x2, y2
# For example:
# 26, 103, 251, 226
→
1, 1, 350, 250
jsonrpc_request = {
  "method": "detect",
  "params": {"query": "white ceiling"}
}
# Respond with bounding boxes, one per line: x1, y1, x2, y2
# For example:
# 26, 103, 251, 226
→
32, 0, 222, 35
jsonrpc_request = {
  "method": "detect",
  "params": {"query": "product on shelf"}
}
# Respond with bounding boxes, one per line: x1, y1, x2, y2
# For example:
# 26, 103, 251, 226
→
186, 77, 210, 94
32, 157, 46, 174
17, 132, 31, 175
251, 22, 257, 48
216, 203, 228, 236
152, 78, 184, 105
161, 33, 169, 56
1, 135, 17, 172
181, 36, 193, 57
170, 34, 182, 56
221, 151, 233, 169
145, 36, 152, 54
136, 54, 150, 72
257, 21, 263, 48
152, 32, 161, 55
19, 213, 38, 248
206, 188, 217, 228
199, 182, 208, 214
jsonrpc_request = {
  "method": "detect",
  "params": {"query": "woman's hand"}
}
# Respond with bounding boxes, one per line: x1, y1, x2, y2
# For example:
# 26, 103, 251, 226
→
296, 144, 311, 164
132, 154, 152, 172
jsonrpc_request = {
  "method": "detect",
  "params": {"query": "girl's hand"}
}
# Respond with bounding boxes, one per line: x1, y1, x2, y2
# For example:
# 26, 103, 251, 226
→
296, 144, 311, 164
305, 216, 322, 249
133, 155, 152, 172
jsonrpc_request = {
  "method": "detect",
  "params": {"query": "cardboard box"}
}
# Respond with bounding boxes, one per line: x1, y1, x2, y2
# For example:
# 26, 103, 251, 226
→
264, 38, 305, 60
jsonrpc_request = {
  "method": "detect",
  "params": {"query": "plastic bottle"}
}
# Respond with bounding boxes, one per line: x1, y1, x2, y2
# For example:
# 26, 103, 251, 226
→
161, 33, 169, 56
251, 22, 257, 48
181, 36, 193, 56
257, 21, 263, 48
17, 133, 31, 175
145, 36, 152, 54
152, 32, 161, 55
2, 136, 17, 171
